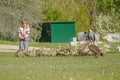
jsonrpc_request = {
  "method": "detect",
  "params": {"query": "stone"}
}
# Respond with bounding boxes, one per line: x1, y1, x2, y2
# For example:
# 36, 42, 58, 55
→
77, 30, 100, 43
103, 33, 120, 42
116, 46, 120, 52
77, 32, 86, 41
103, 44, 111, 49
70, 37, 78, 46
70, 42, 77, 46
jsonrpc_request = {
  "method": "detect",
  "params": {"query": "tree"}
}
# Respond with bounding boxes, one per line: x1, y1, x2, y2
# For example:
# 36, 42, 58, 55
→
0, 0, 42, 41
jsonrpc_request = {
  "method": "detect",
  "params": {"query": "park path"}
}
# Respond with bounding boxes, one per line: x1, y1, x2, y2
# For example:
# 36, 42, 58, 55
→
0, 44, 39, 52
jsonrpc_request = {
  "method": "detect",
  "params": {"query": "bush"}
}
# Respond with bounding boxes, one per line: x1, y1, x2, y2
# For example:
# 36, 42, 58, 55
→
94, 13, 120, 35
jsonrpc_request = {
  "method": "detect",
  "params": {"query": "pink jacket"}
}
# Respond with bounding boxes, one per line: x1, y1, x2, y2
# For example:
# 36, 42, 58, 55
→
18, 26, 30, 40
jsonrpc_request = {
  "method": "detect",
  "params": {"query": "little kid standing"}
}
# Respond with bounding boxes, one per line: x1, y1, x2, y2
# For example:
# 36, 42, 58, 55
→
18, 19, 30, 51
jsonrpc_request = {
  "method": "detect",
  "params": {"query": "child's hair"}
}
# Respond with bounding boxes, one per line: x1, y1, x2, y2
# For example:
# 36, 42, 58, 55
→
22, 19, 28, 27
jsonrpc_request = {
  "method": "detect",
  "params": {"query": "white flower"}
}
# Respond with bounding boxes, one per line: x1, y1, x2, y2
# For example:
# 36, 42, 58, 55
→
69, 77, 74, 80
26, 76, 30, 79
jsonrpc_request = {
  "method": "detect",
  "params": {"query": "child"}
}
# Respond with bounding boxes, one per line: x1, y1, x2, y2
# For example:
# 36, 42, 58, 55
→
18, 19, 30, 51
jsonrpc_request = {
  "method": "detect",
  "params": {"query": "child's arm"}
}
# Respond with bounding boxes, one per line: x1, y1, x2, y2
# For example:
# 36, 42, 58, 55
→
18, 32, 25, 39
25, 26, 30, 38
18, 28, 25, 40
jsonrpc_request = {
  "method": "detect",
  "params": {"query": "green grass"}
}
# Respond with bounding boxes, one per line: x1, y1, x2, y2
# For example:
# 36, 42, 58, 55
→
0, 40, 68, 48
0, 52, 120, 80
0, 40, 120, 80
0, 40, 18, 45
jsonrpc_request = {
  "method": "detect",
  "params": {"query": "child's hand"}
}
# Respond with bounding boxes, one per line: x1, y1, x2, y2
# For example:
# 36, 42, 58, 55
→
20, 36, 25, 40
20, 35, 25, 40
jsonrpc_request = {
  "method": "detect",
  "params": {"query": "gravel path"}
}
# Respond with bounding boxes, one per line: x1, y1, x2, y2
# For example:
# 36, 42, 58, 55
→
0, 44, 39, 52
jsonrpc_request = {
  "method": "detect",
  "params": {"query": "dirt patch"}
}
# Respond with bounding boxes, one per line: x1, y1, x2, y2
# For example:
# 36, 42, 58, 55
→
0, 44, 39, 52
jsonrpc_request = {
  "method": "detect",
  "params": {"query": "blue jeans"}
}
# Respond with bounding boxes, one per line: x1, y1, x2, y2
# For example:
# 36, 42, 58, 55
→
19, 39, 28, 51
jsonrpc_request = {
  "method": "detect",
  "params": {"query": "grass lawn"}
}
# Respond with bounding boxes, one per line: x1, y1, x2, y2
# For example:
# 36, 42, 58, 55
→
0, 52, 120, 80
0, 40, 68, 48
0, 40, 120, 80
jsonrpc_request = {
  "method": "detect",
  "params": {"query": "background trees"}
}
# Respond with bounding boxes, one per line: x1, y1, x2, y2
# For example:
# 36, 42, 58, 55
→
0, 0, 119, 41
95, 0, 120, 34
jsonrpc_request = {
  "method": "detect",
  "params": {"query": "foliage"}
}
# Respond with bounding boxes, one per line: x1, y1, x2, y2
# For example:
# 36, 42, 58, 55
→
94, 13, 120, 35
94, 0, 120, 34
96, 0, 120, 14
41, 0, 90, 33
0, 0, 120, 41
0, 0, 42, 41
94, 13, 114, 35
